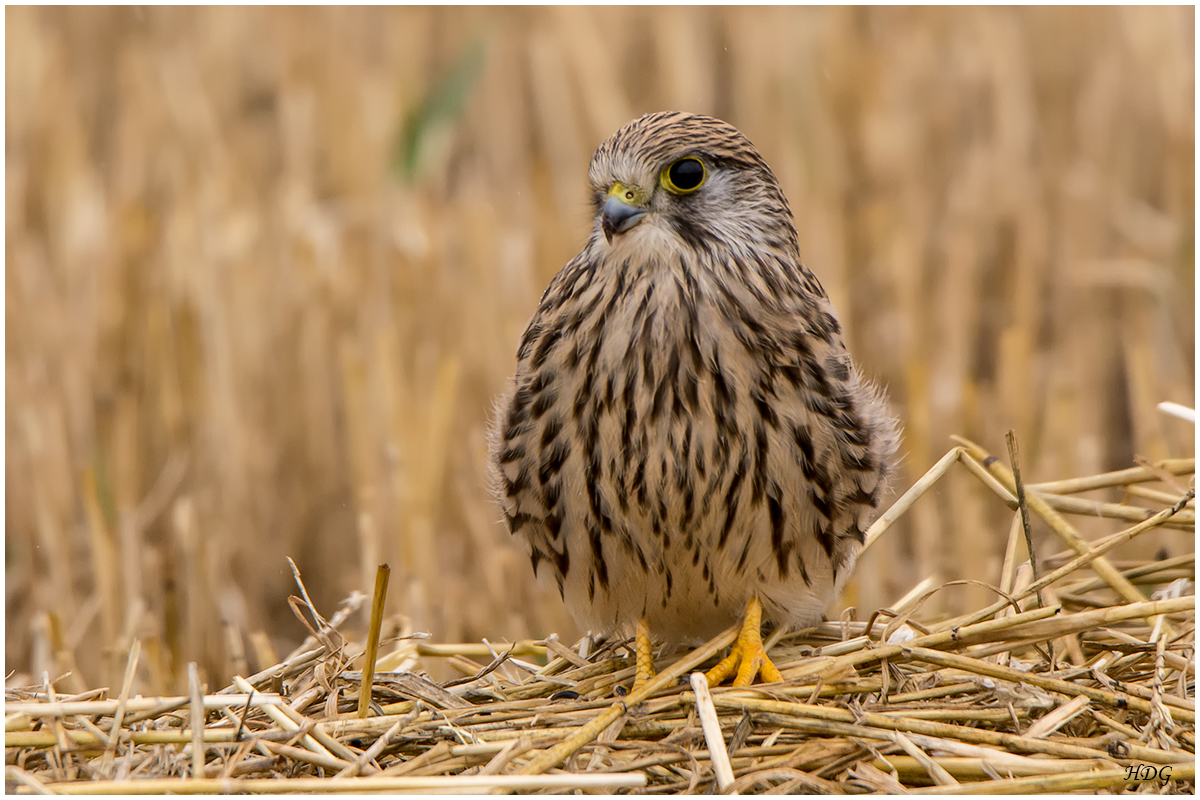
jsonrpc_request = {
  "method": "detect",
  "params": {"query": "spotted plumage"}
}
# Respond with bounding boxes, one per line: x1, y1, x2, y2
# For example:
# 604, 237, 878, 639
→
489, 111, 899, 658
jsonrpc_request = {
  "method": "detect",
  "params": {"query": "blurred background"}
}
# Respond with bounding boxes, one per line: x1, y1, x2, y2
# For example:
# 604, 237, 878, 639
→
6, 6, 1195, 693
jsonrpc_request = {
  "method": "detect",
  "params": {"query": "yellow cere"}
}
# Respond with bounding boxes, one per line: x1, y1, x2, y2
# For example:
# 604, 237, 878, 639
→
607, 181, 649, 207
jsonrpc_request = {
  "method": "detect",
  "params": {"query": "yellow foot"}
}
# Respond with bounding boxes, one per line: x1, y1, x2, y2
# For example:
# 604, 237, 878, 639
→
631, 619, 655, 693
704, 597, 783, 687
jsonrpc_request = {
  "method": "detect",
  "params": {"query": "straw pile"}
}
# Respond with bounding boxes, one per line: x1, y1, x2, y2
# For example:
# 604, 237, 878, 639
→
7, 439, 1193, 794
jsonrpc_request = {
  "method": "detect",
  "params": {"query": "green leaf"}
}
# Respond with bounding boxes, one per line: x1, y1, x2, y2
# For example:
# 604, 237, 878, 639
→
395, 39, 486, 183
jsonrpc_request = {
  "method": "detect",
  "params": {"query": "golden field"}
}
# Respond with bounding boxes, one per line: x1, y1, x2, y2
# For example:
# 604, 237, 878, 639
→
6, 6, 1194, 693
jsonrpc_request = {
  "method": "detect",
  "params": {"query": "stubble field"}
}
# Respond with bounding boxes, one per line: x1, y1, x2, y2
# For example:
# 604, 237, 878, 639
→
6, 6, 1194, 695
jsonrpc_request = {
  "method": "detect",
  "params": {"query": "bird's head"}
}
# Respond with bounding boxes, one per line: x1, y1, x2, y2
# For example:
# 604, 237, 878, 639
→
587, 111, 799, 257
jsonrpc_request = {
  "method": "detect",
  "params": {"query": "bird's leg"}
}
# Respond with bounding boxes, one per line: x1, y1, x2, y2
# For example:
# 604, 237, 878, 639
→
632, 619, 656, 692
704, 596, 783, 687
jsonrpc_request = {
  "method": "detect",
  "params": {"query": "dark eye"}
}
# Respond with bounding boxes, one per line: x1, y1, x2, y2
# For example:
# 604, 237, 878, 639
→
662, 157, 706, 193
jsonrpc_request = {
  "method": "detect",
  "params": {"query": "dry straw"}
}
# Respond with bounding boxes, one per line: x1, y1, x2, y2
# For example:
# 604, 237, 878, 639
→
4, 5, 1195, 793
6, 445, 1194, 793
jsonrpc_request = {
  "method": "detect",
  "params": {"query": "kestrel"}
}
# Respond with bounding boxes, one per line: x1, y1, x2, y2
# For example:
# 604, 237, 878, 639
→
489, 112, 899, 688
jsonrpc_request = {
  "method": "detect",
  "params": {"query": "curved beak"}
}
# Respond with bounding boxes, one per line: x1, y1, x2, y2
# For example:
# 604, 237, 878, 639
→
601, 191, 648, 243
